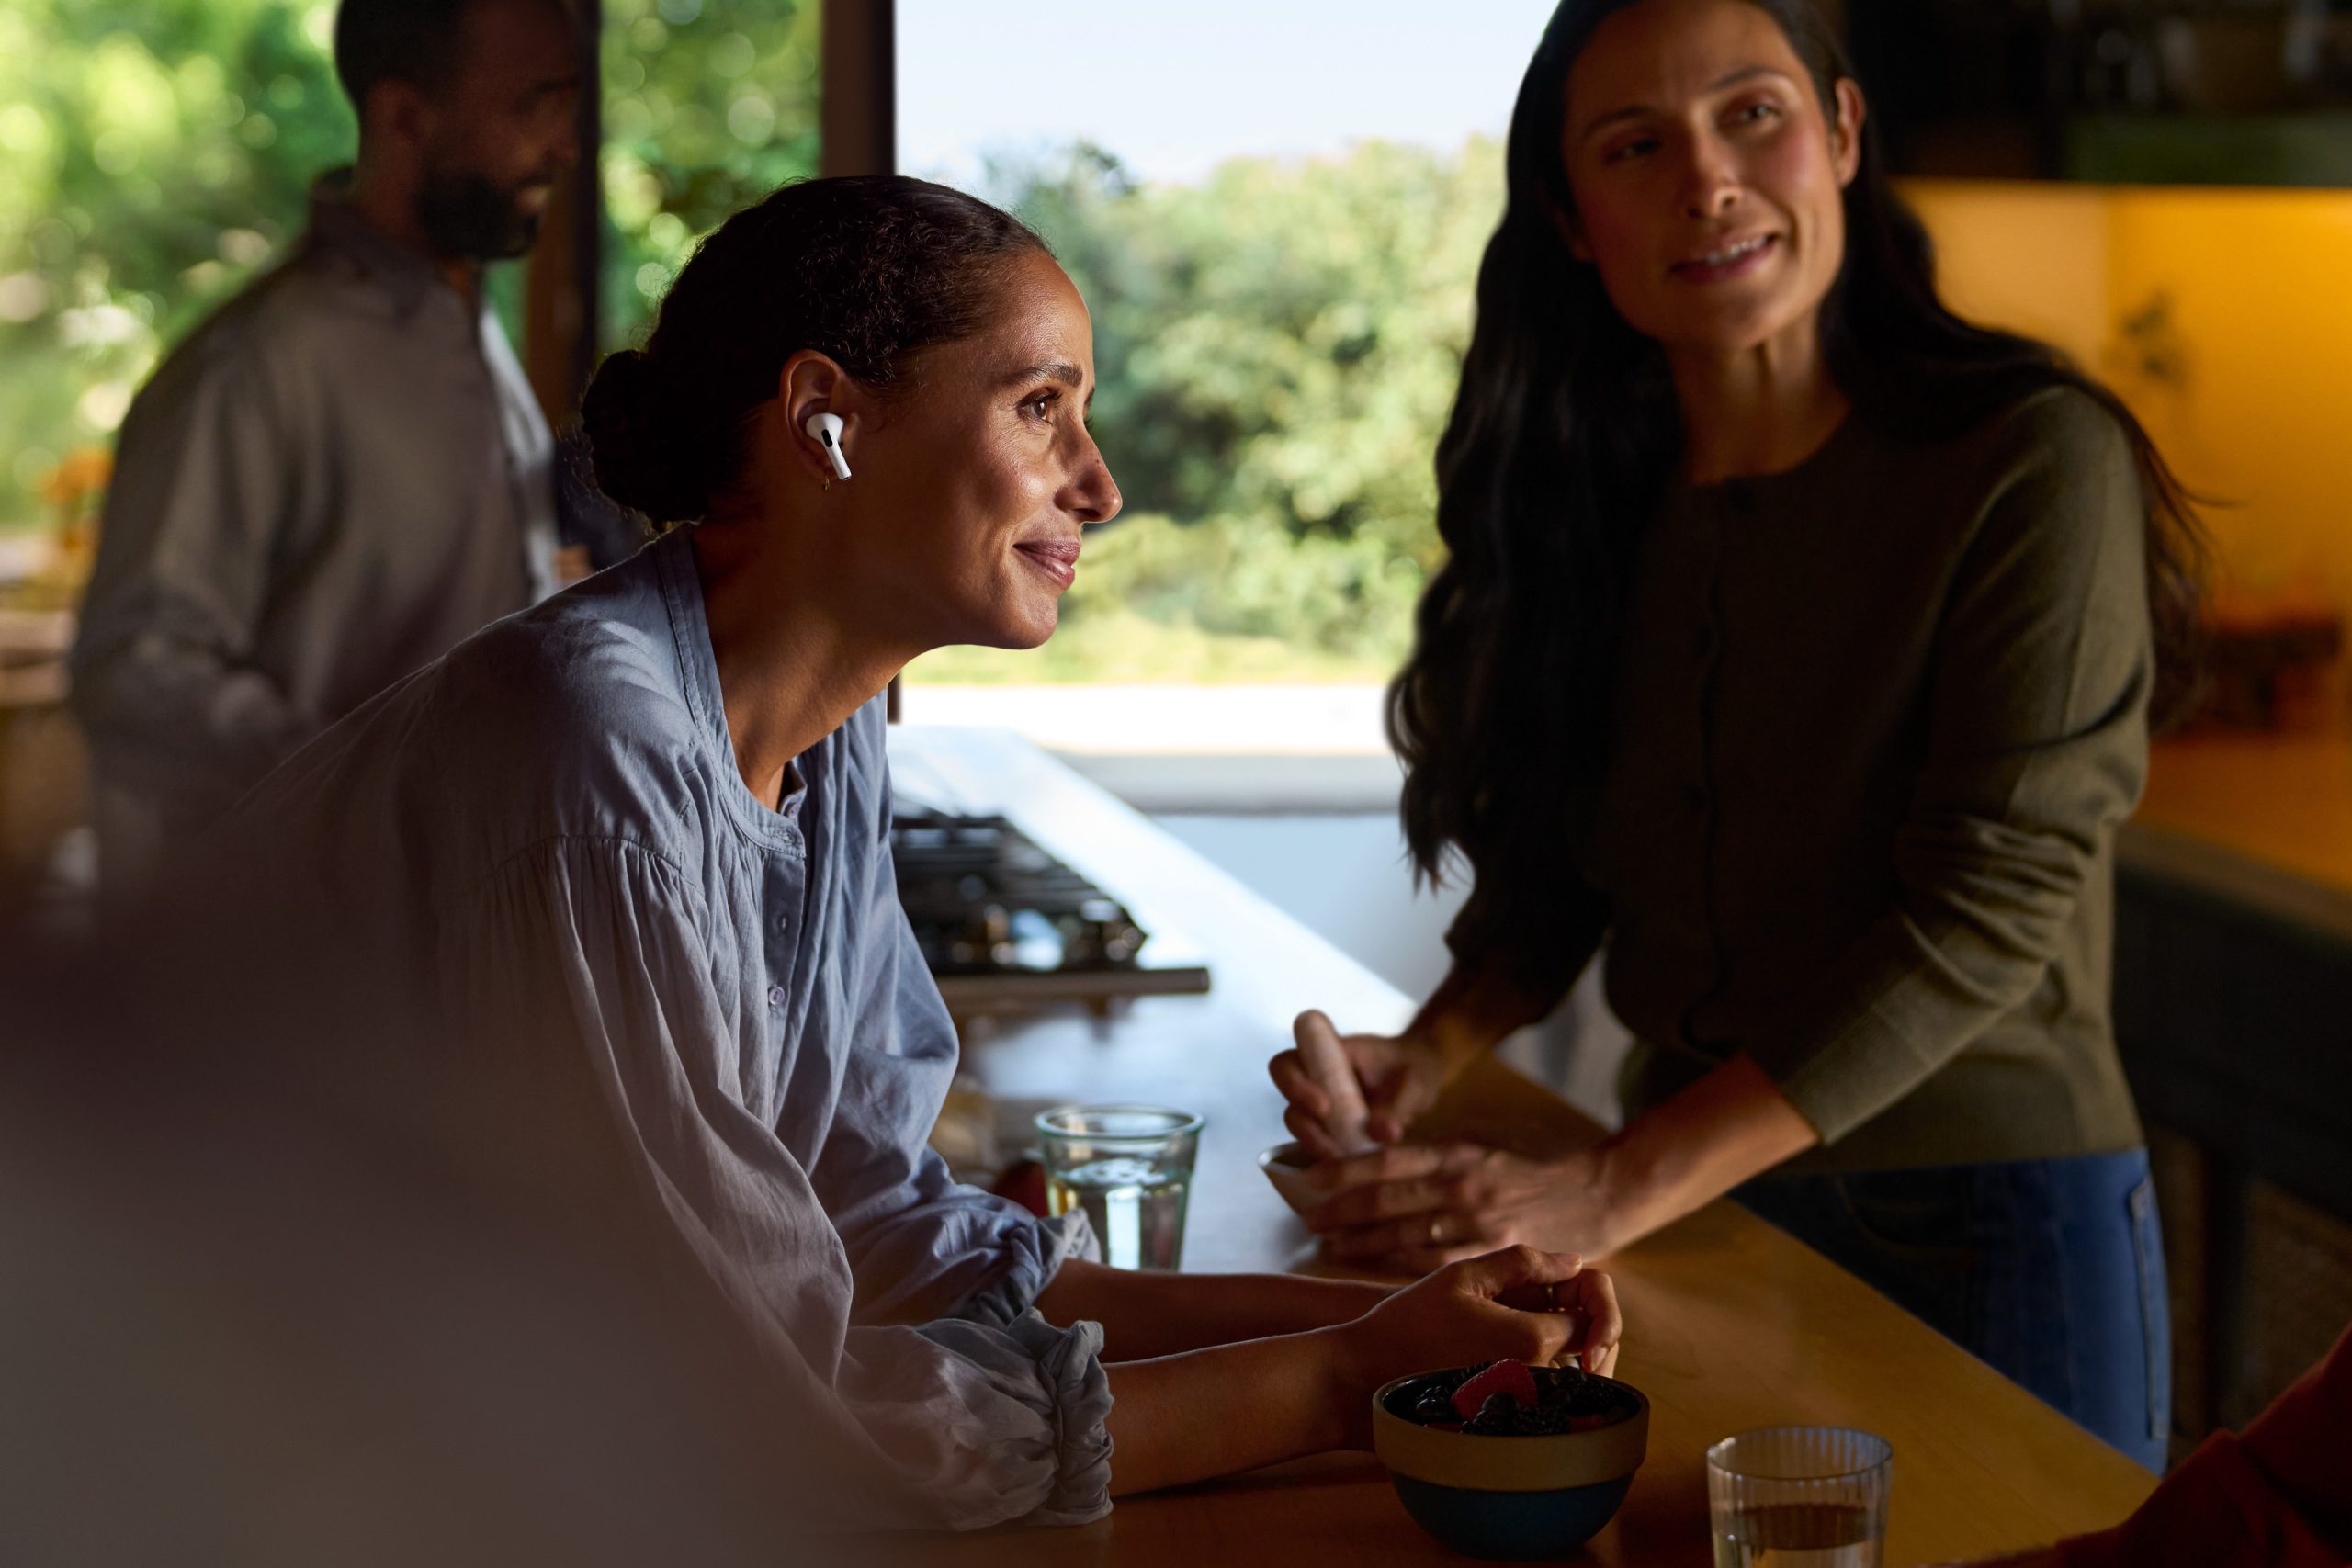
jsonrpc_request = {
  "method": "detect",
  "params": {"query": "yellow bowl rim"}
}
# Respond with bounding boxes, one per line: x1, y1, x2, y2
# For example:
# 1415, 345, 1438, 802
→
1371, 1368, 1650, 1494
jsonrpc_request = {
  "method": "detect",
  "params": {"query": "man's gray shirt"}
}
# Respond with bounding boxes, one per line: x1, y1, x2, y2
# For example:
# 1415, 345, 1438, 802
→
70, 172, 559, 884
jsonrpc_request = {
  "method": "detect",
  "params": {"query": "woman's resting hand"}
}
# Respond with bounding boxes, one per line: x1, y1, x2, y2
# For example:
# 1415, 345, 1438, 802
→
1103, 1247, 1622, 1494
1329, 1246, 1623, 1438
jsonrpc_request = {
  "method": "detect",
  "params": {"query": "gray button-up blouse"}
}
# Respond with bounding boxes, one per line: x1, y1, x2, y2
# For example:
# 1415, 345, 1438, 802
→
209, 525, 1111, 1529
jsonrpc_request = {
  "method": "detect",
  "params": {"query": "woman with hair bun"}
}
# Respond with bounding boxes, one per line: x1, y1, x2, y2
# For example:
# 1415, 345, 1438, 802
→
199, 174, 1622, 1530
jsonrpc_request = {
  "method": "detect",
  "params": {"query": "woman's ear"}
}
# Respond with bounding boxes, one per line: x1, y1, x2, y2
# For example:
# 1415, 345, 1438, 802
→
777, 351, 853, 486
1545, 200, 1596, 264
1831, 78, 1867, 188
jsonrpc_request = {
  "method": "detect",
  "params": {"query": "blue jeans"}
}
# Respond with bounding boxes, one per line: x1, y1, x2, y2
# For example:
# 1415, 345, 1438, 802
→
1734, 1150, 2173, 1472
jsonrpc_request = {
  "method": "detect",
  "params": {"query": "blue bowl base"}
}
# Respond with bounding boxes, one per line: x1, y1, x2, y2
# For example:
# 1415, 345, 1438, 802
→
1390, 1473, 1633, 1561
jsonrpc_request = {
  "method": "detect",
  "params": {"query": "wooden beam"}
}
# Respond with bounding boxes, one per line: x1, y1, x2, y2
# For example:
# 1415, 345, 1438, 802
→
821, 0, 896, 178
825, 0, 899, 716
523, 0, 605, 428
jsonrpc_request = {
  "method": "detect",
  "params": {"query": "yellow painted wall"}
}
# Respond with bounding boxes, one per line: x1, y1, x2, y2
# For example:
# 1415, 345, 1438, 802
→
1905, 181, 2113, 372
1905, 178, 2352, 607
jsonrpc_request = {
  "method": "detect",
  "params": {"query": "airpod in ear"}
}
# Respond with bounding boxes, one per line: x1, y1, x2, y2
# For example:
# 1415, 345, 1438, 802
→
803, 411, 853, 481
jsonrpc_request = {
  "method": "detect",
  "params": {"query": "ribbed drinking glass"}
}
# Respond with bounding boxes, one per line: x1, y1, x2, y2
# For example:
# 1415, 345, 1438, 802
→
1034, 1104, 1202, 1270
1707, 1426, 1892, 1567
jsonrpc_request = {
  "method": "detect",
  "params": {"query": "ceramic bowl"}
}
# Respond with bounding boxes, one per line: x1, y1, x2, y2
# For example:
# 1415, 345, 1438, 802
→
1371, 1367, 1650, 1562
1258, 1140, 1322, 1215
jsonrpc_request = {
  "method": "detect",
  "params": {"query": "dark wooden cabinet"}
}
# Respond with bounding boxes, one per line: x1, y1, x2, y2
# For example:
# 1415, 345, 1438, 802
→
2115, 826, 2352, 1441
1849, 1, 2352, 186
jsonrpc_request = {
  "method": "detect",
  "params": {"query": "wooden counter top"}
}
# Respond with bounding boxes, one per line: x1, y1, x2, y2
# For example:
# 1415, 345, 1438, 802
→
890, 727, 2158, 1566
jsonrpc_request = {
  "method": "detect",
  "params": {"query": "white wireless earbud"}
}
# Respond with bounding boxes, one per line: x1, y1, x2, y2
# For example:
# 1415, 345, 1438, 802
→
804, 411, 853, 482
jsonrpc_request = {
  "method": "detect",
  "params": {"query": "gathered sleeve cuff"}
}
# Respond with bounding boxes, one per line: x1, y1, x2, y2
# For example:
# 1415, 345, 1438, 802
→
945, 1208, 1099, 1329
892, 1311, 1116, 1529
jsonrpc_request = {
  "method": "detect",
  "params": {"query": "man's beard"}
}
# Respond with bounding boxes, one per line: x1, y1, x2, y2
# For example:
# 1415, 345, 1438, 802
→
416, 168, 549, 261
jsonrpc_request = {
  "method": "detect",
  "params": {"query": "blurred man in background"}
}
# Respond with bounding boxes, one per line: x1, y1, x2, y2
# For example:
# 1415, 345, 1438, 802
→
69, 0, 584, 896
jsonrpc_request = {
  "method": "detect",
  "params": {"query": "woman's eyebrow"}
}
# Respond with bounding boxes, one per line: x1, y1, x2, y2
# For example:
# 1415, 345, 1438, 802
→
999, 360, 1087, 391
999, 359, 1095, 411
1574, 64, 1792, 142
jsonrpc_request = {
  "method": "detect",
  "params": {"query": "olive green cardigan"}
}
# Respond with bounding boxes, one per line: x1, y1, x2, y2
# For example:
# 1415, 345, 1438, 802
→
1511, 387, 2153, 1172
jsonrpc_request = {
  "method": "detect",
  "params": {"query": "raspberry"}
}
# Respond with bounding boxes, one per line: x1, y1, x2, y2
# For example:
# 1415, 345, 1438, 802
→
1450, 1359, 1540, 1421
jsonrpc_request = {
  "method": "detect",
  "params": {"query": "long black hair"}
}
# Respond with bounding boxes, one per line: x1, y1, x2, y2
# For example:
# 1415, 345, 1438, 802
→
1390, 0, 2206, 976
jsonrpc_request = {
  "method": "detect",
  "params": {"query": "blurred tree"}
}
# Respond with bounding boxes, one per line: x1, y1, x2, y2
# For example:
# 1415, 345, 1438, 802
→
4, 3, 1499, 685
0, 0, 828, 537
600, 0, 820, 350
0, 1, 352, 533
1001, 140, 1501, 562
914, 136, 1505, 680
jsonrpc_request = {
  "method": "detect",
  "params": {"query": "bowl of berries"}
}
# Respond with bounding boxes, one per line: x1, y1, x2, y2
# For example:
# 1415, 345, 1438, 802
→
1371, 1359, 1649, 1561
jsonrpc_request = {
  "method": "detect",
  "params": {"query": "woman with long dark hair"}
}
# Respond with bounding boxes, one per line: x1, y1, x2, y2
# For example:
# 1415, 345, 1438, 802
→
196, 175, 1622, 1529
1272, 0, 2199, 1472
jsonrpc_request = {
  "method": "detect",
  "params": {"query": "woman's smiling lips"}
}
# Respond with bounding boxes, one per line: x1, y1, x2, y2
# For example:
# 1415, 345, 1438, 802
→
1013, 536, 1081, 589
1669, 231, 1781, 285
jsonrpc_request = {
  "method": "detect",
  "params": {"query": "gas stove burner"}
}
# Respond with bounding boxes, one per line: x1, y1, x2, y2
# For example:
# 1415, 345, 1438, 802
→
893, 811, 1151, 976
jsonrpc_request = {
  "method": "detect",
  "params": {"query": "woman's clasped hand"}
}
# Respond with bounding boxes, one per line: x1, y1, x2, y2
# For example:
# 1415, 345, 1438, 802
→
1308, 1144, 1619, 1274
1271, 1010, 1623, 1272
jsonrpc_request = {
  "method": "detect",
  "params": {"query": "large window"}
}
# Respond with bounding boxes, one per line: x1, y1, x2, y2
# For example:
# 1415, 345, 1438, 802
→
0, 1, 823, 592
895, 1, 1555, 755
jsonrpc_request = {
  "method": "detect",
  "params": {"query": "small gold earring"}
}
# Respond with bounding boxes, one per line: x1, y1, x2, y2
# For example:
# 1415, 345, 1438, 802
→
821, 477, 832, 492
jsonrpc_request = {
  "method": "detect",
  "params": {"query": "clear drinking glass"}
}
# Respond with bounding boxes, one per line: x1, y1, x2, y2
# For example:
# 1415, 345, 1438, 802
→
1034, 1104, 1203, 1270
1707, 1427, 1893, 1568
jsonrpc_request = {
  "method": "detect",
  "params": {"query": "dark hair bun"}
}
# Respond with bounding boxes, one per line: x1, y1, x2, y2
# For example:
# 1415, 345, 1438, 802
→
580, 348, 704, 525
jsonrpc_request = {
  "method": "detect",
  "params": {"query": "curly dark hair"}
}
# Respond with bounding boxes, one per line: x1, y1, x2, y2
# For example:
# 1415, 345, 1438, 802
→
580, 175, 1050, 526
1392, 0, 2208, 982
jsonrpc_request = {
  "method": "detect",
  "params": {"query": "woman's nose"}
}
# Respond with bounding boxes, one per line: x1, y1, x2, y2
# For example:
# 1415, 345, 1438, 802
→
1066, 443, 1121, 525
1678, 136, 1743, 220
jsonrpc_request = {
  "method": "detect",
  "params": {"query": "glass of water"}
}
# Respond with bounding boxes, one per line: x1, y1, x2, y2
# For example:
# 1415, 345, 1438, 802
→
1707, 1427, 1892, 1568
1034, 1104, 1203, 1271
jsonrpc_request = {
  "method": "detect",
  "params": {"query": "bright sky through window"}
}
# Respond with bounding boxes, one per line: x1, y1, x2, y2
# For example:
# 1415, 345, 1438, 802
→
899, 0, 1559, 186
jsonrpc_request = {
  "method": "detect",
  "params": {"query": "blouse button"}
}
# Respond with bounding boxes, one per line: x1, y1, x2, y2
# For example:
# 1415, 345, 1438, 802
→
766, 985, 786, 1010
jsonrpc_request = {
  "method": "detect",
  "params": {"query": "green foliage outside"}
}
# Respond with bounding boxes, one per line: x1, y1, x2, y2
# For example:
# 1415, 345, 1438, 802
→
3, 2, 1503, 685
910, 140, 1502, 684
0, 0, 819, 536
0, 2, 352, 537
599, 0, 819, 351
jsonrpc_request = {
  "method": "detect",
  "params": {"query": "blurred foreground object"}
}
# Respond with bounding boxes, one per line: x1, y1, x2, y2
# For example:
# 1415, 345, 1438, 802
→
1941, 1322, 2352, 1568
0, 917, 910, 1568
